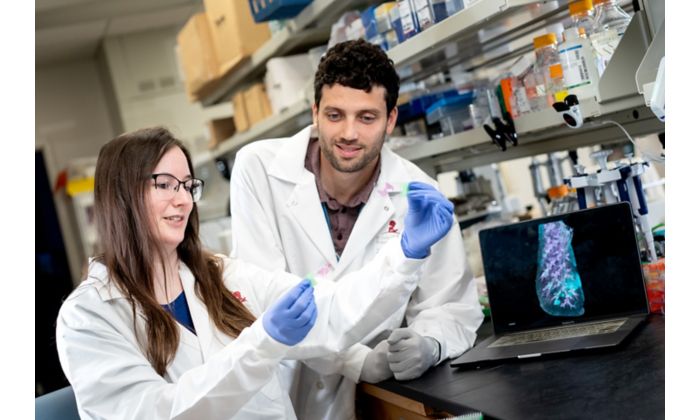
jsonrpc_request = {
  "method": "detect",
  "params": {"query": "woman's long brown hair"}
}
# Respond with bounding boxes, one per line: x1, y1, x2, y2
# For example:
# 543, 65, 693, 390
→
93, 127, 256, 375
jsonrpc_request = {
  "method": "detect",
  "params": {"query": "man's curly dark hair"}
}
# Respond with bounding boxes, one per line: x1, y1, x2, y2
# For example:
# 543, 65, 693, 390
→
314, 39, 400, 114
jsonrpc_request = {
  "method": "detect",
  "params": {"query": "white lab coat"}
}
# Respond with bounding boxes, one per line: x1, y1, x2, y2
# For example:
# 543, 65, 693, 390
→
55, 240, 425, 420
229, 125, 484, 420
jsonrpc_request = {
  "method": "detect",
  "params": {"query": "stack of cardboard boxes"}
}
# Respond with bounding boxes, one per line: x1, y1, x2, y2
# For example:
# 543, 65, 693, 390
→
178, 0, 275, 149
177, 0, 271, 102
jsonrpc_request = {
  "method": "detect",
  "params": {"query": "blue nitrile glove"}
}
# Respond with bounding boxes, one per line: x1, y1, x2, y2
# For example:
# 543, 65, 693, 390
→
263, 279, 318, 346
400, 182, 455, 259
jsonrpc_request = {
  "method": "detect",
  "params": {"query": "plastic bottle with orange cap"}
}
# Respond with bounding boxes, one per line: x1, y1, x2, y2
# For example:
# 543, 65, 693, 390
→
559, 0, 600, 101
590, 0, 632, 75
533, 33, 568, 107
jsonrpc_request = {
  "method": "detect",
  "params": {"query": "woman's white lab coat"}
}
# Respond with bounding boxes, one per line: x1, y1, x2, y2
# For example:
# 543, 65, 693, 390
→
55, 239, 423, 419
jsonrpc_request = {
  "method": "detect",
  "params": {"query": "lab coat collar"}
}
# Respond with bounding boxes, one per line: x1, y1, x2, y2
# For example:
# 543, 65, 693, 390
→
268, 125, 338, 265
85, 259, 127, 302
268, 125, 315, 184
87, 259, 208, 357
266, 126, 415, 271
178, 262, 217, 357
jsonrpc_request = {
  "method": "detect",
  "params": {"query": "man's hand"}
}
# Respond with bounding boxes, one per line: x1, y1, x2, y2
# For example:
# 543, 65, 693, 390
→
386, 328, 440, 381
401, 182, 455, 259
359, 340, 393, 383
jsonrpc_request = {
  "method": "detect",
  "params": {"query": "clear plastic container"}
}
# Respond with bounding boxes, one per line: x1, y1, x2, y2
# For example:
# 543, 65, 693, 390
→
533, 33, 568, 106
558, 26, 599, 100
593, 0, 631, 34
568, 0, 595, 37
590, 0, 632, 75
426, 94, 474, 136
508, 55, 538, 117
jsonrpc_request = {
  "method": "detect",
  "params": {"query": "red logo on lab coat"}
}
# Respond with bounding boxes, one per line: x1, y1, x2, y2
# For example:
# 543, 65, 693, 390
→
388, 220, 399, 233
232, 291, 247, 303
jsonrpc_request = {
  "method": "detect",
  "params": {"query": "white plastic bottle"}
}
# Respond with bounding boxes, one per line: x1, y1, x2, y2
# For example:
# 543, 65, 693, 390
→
590, 0, 632, 75
558, 26, 600, 100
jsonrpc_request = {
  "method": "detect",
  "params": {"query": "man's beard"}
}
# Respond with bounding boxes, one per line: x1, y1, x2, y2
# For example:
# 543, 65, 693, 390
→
318, 134, 384, 173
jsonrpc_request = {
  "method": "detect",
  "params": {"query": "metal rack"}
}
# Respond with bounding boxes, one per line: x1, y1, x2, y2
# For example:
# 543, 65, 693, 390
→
193, 0, 664, 176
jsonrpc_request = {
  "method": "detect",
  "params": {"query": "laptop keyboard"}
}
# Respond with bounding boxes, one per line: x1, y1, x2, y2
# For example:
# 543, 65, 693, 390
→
488, 319, 627, 348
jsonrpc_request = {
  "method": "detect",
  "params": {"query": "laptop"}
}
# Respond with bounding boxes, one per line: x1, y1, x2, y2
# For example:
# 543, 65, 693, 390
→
451, 202, 649, 369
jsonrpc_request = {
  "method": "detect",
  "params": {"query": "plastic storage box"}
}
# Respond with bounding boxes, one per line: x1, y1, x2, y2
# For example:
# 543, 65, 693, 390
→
396, 89, 459, 125
425, 93, 475, 136
248, 0, 312, 23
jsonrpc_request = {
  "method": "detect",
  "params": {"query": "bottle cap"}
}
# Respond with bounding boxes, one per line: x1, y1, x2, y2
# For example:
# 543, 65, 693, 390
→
547, 185, 571, 200
533, 33, 557, 49
569, 0, 593, 17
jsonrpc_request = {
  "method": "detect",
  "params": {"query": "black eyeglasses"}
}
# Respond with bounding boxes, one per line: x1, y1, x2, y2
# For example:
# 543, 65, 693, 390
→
150, 173, 204, 202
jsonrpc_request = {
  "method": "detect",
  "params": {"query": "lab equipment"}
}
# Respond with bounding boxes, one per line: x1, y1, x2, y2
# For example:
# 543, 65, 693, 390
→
649, 57, 665, 122
263, 279, 317, 345
400, 182, 455, 259
566, 150, 658, 261
552, 93, 584, 128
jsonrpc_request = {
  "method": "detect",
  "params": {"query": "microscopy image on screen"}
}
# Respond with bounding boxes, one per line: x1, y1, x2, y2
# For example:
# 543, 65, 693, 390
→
535, 221, 585, 317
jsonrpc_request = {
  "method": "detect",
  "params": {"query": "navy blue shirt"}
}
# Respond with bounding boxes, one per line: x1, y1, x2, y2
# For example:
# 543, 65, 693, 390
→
162, 291, 196, 335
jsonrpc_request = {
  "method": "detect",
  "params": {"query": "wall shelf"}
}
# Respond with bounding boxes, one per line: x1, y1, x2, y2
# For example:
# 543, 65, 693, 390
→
195, 99, 312, 168
387, 0, 542, 69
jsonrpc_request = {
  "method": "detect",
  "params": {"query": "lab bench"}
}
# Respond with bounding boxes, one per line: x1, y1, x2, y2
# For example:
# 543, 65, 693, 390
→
356, 314, 664, 420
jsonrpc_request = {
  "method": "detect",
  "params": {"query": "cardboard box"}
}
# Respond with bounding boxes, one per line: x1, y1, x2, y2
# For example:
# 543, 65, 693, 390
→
207, 117, 236, 149
177, 13, 219, 102
203, 0, 271, 76
243, 83, 273, 126
232, 90, 250, 133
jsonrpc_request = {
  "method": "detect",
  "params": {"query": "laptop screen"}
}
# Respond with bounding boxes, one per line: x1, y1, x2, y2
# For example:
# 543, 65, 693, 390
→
479, 202, 649, 335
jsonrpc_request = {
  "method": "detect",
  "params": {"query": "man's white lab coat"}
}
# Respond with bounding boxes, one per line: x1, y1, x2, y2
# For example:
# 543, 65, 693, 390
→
229, 125, 484, 420
56, 242, 424, 419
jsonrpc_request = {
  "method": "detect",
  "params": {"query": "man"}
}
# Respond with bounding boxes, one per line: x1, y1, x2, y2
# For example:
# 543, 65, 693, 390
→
229, 39, 483, 420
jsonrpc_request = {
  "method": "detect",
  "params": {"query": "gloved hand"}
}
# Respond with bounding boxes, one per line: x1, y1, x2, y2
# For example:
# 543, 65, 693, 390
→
401, 182, 455, 259
359, 340, 393, 383
386, 328, 440, 381
263, 279, 317, 346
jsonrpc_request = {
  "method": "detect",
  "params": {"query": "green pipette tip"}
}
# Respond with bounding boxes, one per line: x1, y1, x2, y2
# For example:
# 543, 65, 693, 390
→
306, 275, 317, 287
400, 182, 409, 196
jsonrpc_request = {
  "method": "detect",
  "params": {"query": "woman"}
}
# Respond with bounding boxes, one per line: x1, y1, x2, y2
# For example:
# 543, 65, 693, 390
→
55, 127, 454, 419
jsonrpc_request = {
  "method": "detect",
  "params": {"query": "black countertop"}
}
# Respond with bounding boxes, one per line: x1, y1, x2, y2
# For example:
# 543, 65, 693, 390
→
374, 315, 664, 420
